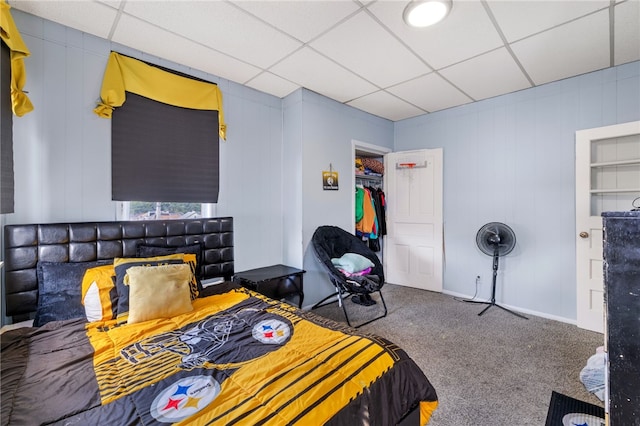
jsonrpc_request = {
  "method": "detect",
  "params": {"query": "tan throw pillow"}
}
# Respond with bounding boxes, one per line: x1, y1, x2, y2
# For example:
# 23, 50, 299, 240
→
126, 264, 193, 324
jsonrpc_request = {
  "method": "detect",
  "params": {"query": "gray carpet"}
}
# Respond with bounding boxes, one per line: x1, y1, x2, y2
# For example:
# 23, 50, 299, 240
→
311, 284, 604, 426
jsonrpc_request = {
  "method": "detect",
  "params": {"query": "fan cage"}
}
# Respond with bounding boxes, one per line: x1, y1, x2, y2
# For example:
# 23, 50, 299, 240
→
476, 222, 516, 257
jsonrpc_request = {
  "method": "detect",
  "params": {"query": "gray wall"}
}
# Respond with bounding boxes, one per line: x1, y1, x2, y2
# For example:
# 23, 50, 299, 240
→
394, 62, 640, 322
2, 9, 639, 326
1, 10, 286, 323
1, 10, 392, 324
283, 89, 394, 308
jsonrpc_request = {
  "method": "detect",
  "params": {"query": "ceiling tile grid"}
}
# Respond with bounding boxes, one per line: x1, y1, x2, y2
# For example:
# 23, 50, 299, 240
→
309, 10, 429, 89
614, 0, 640, 65
510, 10, 612, 86
440, 47, 532, 101
11, 0, 118, 39
486, 0, 610, 42
122, 1, 303, 69
269, 46, 378, 103
232, 0, 361, 43
111, 13, 263, 84
244, 71, 301, 99
8, 0, 640, 121
387, 72, 473, 113
347, 89, 426, 121
369, 0, 505, 70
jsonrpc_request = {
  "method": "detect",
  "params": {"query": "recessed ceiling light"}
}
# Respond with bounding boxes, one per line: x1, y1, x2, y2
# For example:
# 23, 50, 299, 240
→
403, 0, 452, 28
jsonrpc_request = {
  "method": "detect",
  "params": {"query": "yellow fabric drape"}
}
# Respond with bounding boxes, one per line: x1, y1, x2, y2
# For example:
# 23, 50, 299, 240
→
0, 1, 34, 116
94, 52, 226, 140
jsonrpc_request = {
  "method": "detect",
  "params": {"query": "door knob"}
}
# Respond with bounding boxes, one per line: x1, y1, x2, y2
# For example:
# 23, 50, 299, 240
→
579, 231, 589, 239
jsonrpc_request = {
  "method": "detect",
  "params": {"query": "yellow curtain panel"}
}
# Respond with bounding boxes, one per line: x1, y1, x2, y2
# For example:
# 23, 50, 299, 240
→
94, 52, 227, 140
0, 1, 34, 117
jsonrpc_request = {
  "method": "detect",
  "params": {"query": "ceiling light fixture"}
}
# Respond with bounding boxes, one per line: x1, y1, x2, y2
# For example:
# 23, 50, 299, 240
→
403, 0, 452, 28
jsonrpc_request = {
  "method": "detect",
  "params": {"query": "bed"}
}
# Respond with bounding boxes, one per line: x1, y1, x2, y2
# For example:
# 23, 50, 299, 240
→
1, 217, 438, 425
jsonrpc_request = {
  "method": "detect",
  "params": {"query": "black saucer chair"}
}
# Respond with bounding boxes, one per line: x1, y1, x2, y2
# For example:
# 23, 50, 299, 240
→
311, 225, 387, 328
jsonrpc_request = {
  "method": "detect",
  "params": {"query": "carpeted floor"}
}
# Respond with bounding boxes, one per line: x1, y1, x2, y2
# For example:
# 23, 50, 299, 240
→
311, 284, 604, 426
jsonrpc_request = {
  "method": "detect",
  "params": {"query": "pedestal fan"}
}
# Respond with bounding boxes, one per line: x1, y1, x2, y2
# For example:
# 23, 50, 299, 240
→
466, 222, 528, 319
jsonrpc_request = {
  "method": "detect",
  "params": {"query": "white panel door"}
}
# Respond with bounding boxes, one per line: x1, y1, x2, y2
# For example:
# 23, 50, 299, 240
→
384, 149, 443, 292
576, 121, 640, 333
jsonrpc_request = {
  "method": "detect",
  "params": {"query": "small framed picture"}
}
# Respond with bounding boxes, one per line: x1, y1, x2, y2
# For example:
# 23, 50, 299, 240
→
322, 171, 339, 190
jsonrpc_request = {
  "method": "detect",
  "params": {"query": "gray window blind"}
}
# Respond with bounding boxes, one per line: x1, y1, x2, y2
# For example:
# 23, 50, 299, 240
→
111, 91, 220, 203
1, 41, 14, 214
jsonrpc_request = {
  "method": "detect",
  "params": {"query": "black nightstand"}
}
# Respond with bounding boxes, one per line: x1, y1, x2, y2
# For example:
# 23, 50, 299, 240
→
233, 264, 305, 308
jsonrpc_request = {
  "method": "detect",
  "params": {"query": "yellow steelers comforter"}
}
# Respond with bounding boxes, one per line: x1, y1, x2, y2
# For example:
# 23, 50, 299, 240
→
1, 288, 437, 425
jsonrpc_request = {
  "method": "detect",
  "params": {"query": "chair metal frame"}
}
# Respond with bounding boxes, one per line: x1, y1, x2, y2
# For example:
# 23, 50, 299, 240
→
312, 281, 388, 328
310, 226, 388, 328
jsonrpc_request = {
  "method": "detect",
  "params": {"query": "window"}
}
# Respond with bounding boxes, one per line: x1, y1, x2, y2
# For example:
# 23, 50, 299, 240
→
1, 6, 34, 214
111, 92, 220, 204
1, 41, 13, 214
95, 53, 226, 207
118, 201, 216, 221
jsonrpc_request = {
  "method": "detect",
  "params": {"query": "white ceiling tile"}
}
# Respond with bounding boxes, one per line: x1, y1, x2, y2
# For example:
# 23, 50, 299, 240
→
9, 0, 117, 39
440, 48, 530, 101
9, 0, 632, 122
368, 0, 503, 70
96, 0, 121, 9
245, 72, 300, 99
387, 73, 473, 112
347, 90, 425, 121
231, 0, 361, 43
511, 11, 610, 85
112, 14, 262, 84
269, 47, 378, 103
614, 0, 640, 65
488, 0, 609, 42
310, 10, 428, 88
122, 1, 302, 69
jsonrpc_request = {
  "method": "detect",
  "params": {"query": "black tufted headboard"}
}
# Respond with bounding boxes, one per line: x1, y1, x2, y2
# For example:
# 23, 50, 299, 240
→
3, 217, 234, 321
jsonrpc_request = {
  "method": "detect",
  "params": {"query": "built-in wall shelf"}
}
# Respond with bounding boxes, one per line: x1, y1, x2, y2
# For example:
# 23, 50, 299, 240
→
356, 174, 383, 182
590, 188, 640, 194
589, 150, 639, 208
591, 159, 640, 168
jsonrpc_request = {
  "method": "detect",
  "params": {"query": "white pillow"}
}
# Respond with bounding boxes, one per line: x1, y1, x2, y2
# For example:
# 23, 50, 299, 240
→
83, 282, 103, 322
81, 264, 117, 322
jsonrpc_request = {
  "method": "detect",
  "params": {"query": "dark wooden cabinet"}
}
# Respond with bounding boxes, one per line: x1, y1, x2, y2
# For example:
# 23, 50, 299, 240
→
602, 211, 640, 426
233, 264, 305, 308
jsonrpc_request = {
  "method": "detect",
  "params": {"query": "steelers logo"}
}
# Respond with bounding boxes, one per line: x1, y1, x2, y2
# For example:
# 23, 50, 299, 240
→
150, 375, 221, 423
252, 319, 290, 345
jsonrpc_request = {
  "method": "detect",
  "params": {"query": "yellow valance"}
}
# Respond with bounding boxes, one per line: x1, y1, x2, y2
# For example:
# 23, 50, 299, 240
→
94, 52, 226, 140
1, 0, 34, 117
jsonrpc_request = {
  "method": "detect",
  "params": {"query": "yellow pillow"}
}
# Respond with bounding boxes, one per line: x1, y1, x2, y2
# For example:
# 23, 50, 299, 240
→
114, 253, 199, 321
126, 264, 193, 324
81, 265, 117, 322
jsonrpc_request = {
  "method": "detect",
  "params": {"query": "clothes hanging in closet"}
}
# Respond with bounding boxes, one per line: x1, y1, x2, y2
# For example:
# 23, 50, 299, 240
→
370, 187, 387, 237
355, 186, 376, 236
355, 185, 387, 252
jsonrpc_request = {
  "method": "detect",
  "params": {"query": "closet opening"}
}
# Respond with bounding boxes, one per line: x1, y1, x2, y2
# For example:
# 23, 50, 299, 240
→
352, 140, 391, 262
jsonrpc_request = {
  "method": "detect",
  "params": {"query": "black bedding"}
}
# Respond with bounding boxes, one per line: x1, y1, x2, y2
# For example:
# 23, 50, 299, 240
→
1, 218, 438, 425
2, 288, 438, 425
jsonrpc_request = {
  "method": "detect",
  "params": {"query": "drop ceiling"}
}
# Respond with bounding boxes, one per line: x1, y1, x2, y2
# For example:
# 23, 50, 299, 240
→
8, 0, 640, 121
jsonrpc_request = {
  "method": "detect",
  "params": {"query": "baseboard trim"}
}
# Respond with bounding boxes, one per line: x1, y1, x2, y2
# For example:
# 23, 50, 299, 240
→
442, 289, 579, 326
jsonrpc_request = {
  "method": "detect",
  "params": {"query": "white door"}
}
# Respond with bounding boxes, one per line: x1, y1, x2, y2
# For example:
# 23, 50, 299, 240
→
576, 121, 640, 333
384, 149, 443, 292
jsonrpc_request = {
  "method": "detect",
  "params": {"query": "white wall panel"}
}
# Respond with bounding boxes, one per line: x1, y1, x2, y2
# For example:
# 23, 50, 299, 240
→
395, 61, 640, 322
3, 8, 639, 324
5, 10, 285, 284
289, 89, 393, 308
282, 90, 303, 269
80, 49, 112, 220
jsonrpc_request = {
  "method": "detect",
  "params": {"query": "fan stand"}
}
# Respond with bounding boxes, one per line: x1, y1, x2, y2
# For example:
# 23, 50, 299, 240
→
466, 245, 528, 319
